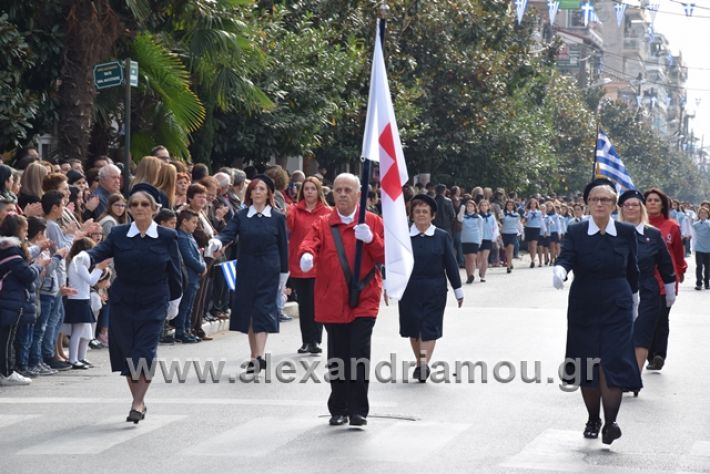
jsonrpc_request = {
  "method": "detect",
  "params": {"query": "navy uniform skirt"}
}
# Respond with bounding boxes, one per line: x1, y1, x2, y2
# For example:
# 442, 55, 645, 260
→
399, 278, 447, 341
63, 298, 95, 324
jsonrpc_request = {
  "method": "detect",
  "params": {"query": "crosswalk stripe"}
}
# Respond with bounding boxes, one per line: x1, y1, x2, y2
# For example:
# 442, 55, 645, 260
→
186, 416, 321, 457
349, 421, 471, 462
17, 415, 186, 455
690, 441, 710, 457
0, 415, 40, 429
499, 429, 592, 471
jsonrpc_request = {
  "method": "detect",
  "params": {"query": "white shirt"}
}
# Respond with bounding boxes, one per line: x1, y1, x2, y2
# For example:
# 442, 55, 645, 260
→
337, 209, 357, 225
247, 205, 272, 218
587, 218, 617, 236
67, 252, 103, 300
126, 221, 159, 238
635, 223, 645, 235
409, 224, 436, 237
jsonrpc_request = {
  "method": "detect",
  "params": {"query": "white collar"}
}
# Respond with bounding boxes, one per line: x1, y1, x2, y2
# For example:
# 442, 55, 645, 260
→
247, 205, 272, 218
587, 219, 617, 236
126, 221, 159, 238
409, 224, 436, 237
337, 209, 357, 225
635, 223, 645, 235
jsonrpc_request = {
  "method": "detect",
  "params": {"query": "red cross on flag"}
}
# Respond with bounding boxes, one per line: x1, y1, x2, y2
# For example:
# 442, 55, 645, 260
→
361, 20, 413, 300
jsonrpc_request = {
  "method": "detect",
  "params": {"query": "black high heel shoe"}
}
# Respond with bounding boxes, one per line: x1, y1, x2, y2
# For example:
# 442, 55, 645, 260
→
126, 406, 147, 424
583, 418, 602, 439
601, 422, 622, 445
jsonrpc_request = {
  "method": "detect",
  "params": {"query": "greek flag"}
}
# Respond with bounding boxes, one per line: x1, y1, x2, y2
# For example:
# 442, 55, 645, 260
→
220, 260, 237, 291
595, 130, 635, 191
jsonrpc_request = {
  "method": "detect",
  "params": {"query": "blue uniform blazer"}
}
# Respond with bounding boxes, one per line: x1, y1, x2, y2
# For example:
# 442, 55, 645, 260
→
88, 224, 182, 320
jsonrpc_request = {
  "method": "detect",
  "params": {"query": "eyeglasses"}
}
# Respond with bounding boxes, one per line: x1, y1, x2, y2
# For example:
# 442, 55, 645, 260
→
622, 203, 641, 208
588, 197, 615, 205
130, 201, 151, 208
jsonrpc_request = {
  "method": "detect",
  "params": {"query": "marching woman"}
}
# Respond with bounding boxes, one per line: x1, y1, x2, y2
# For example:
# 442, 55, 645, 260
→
524, 198, 543, 268
85, 189, 182, 423
213, 175, 288, 373
501, 199, 521, 273
458, 198, 483, 283
399, 194, 463, 382
553, 178, 641, 445
545, 204, 562, 265
286, 176, 330, 354
618, 190, 675, 384
644, 188, 686, 371
478, 199, 499, 282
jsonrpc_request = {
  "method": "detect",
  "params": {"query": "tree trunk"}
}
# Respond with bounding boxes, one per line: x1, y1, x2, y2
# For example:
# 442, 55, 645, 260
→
57, 0, 120, 163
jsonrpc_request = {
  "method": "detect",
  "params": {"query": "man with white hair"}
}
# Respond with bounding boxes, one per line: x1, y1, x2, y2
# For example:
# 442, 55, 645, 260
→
89, 164, 122, 219
298, 173, 385, 427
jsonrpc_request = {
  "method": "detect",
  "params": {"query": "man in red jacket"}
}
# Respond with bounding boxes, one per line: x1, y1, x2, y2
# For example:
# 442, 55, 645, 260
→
298, 173, 384, 427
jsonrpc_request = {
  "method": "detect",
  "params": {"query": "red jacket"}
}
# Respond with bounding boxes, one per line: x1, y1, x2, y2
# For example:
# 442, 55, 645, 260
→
286, 200, 331, 278
298, 208, 384, 324
649, 214, 687, 295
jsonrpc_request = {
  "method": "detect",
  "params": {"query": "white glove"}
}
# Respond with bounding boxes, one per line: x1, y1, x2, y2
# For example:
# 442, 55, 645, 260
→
354, 223, 374, 244
166, 298, 181, 320
632, 292, 640, 321
299, 253, 314, 272
454, 288, 464, 300
664, 282, 676, 307
205, 238, 223, 258
279, 272, 289, 290
552, 265, 567, 290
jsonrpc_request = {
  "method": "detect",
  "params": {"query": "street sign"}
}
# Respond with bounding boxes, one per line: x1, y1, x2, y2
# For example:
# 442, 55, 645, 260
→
129, 60, 139, 87
93, 61, 123, 90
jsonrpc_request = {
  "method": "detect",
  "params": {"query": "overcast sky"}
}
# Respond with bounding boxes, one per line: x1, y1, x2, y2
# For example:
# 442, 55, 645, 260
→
654, 0, 710, 151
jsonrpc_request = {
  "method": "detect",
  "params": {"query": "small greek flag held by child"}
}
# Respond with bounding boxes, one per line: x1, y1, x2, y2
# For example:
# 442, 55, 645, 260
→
220, 260, 237, 291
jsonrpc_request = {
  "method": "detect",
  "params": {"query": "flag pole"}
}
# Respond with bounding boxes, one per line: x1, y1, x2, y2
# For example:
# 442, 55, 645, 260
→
351, 3, 388, 308
591, 124, 599, 181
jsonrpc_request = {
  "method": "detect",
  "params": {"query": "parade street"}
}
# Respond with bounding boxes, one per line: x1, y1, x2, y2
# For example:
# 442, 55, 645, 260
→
1, 256, 708, 474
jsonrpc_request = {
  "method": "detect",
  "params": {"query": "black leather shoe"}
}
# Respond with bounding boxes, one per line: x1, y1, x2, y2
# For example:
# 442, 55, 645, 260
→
349, 414, 367, 426
297, 344, 309, 354
329, 415, 348, 426
646, 355, 665, 371
308, 343, 322, 354
583, 418, 602, 439
417, 364, 430, 383
257, 356, 267, 372
412, 366, 421, 381
601, 422, 621, 445
126, 406, 147, 424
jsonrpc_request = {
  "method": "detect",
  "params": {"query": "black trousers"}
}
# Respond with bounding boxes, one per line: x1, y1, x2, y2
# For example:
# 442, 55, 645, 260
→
325, 317, 375, 418
648, 303, 672, 361
0, 323, 19, 377
291, 278, 322, 345
696, 252, 710, 287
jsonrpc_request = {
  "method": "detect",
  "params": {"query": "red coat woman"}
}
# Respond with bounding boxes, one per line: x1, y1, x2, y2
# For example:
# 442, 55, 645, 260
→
644, 188, 686, 371
286, 177, 331, 354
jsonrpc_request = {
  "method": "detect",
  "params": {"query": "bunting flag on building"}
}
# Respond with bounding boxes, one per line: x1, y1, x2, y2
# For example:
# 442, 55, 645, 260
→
683, 3, 695, 17
361, 19, 414, 301
548, 0, 560, 24
515, 0, 528, 24
594, 130, 635, 191
220, 260, 237, 291
614, 2, 627, 28
581, 1, 594, 27
648, 0, 660, 25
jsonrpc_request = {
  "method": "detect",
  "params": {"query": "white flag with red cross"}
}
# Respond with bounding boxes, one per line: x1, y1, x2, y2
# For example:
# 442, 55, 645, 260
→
361, 20, 413, 301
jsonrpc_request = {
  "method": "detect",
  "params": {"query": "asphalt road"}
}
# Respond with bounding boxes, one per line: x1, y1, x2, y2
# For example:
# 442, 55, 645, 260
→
1, 254, 709, 473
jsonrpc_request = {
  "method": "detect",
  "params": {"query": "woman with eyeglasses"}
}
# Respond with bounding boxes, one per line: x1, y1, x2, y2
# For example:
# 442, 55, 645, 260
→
618, 190, 675, 390
553, 178, 641, 445
84, 189, 182, 424
643, 188, 686, 371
